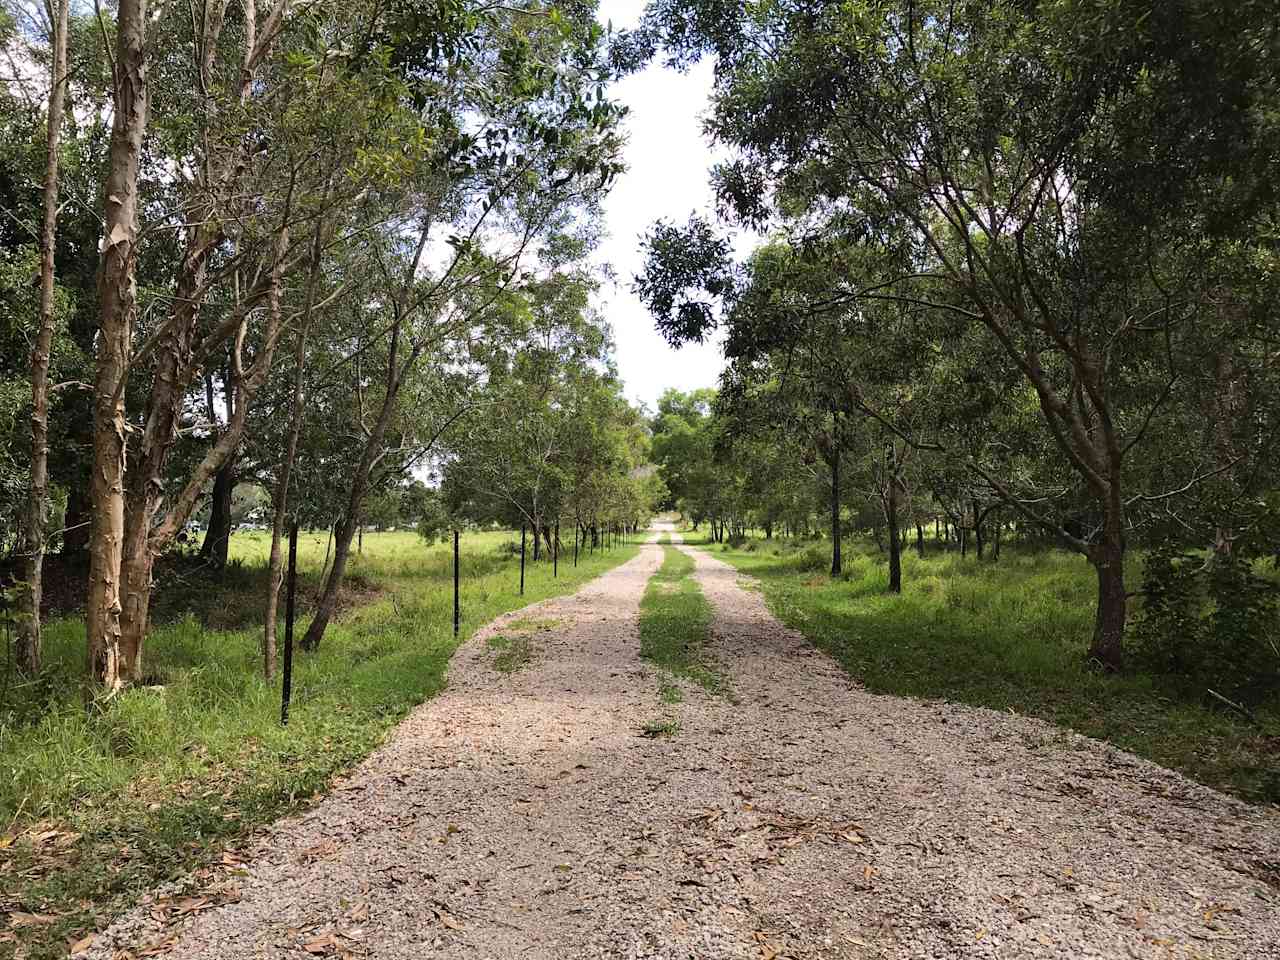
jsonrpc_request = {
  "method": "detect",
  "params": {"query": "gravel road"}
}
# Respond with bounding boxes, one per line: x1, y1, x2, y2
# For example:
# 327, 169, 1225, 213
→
86, 526, 1280, 960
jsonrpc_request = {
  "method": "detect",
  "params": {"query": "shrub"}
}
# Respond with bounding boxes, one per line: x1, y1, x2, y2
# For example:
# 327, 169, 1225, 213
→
794, 544, 830, 573
1130, 542, 1280, 707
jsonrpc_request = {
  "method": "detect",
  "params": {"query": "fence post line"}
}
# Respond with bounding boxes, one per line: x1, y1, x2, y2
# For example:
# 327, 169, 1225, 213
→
453, 528, 460, 637
573, 523, 578, 567
520, 523, 526, 596
280, 521, 299, 726
554, 520, 559, 578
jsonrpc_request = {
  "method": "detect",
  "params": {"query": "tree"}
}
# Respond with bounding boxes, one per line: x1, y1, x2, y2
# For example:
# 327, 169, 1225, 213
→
86, 0, 147, 689
7, 0, 69, 673
296, 7, 625, 652
637, 0, 1280, 666
649, 388, 717, 525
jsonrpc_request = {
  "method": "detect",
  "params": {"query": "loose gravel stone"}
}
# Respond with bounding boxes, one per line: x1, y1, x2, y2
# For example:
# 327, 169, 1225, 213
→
85, 526, 1280, 960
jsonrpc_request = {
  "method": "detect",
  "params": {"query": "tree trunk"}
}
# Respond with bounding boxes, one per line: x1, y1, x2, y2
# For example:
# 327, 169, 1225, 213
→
116, 223, 288, 679
321, 525, 333, 578
916, 523, 924, 558
828, 453, 842, 576
993, 516, 1002, 561
301, 293, 420, 651
973, 499, 984, 560
1211, 351, 1241, 558
199, 461, 235, 566
887, 475, 901, 594
301, 516, 356, 652
119, 231, 215, 679
1088, 532, 1127, 669
87, 0, 148, 690
264, 226, 318, 681
17, 0, 70, 675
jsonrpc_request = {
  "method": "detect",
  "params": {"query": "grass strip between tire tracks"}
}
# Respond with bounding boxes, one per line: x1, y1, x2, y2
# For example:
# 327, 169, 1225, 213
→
638, 543, 726, 699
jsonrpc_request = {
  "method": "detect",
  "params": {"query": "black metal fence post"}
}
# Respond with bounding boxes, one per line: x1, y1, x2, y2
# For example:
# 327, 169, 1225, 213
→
453, 528, 460, 636
280, 521, 298, 726
553, 520, 559, 577
520, 523, 526, 595
573, 523, 578, 567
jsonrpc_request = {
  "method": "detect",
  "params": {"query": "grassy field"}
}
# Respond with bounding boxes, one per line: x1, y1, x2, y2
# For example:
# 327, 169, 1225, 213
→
691, 531, 1279, 806
638, 538, 724, 703
0, 529, 638, 960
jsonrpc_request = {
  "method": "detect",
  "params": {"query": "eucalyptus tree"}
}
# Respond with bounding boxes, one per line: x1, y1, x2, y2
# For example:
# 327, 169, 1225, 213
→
9, 0, 70, 673
85, 0, 149, 688
559, 361, 657, 544
709, 239, 875, 572
102, 0, 406, 684
296, 2, 625, 650
63, 0, 620, 680
649, 388, 718, 526
636, 0, 1280, 667
441, 270, 614, 557
1, 2, 115, 565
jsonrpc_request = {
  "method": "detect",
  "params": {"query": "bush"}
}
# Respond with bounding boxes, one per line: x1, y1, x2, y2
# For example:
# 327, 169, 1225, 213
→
1130, 542, 1280, 707
794, 543, 830, 573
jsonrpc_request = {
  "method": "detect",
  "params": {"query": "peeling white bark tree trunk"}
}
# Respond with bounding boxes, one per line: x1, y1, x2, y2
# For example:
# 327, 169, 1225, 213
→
18, 0, 70, 675
87, 0, 148, 690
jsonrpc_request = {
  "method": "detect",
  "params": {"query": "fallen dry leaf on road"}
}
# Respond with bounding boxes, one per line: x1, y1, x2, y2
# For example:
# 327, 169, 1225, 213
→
302, 933, 339, 955
174, 896, 211, 916
8, 912, 56, 928
345, 902, 370, 923
300, 839, 341, 862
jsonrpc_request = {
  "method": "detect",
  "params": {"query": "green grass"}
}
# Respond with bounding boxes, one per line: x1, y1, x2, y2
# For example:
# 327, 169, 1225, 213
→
707, 533, 1280, 806
0, 529, 638, 960
639, 717, 681, 738
637, 544, 725, 696
486, 634, 533, 673
485, 617, 563, 673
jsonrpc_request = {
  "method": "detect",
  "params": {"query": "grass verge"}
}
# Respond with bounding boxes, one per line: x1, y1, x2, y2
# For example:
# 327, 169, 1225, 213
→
0, 530, 638, 960
638, 544, 724, 696
706, 533, 1279, 805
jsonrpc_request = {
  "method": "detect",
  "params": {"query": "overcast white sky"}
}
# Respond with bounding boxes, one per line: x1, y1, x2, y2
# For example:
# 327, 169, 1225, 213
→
593, 0, 729, 413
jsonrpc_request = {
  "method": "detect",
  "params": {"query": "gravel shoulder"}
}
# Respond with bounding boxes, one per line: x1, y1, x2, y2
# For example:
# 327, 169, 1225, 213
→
85, 528, 1280, 960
